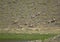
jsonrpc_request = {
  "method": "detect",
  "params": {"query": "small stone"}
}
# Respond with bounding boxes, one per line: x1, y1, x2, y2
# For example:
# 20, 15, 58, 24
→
28, 24, 33, 28
38, 12, 41, 14
31, 15, 36, 18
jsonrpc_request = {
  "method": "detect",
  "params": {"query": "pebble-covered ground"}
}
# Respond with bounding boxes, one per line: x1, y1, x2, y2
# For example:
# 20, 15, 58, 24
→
0, 0, 60, 33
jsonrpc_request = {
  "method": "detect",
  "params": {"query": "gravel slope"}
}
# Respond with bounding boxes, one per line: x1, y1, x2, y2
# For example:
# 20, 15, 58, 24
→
0, 0, 60, 33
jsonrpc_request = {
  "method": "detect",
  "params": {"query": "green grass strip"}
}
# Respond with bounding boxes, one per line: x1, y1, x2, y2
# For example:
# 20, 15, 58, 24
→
0, 33, 57, 40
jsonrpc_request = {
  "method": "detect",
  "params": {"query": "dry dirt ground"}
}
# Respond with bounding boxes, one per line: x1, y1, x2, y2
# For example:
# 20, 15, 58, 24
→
0, 0, 60, 34
44, 35, 60, 42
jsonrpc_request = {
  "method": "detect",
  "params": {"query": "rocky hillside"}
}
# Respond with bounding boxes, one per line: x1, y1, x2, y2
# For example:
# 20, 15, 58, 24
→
0, 0, 60, 33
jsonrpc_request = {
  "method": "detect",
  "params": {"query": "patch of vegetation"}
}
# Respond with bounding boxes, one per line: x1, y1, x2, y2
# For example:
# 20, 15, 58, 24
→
0, 33, 57, 40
